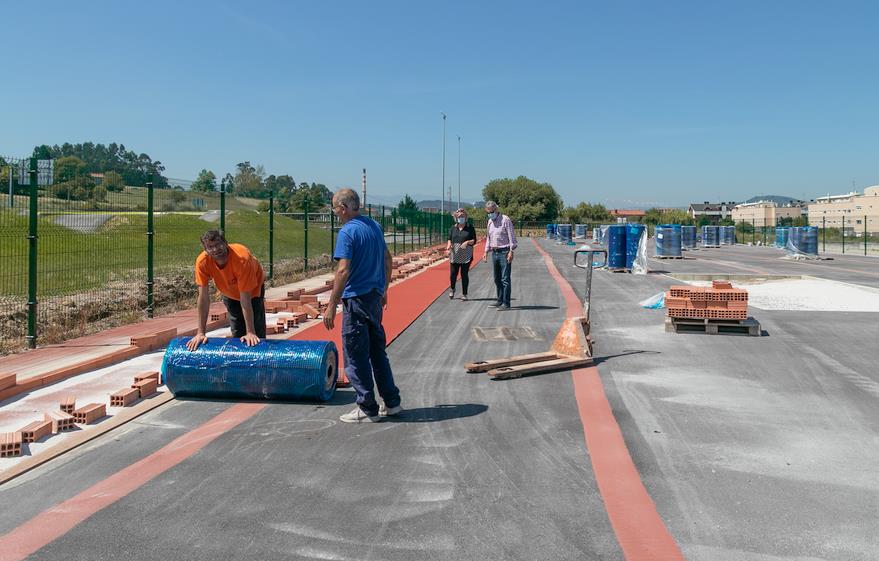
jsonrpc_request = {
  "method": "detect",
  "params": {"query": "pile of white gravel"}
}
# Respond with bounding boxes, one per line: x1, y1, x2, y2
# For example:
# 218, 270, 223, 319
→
687, 278, 879, 312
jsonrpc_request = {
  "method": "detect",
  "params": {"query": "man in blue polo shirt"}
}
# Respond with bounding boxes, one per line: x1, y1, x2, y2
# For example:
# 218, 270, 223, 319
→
323, 188, 402, 423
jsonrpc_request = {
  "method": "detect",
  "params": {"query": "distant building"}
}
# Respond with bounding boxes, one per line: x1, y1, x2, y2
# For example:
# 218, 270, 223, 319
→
88, 172, 104, 185
808, 186, 879, 234
731, 200, 805, 227
687, 201, 736, 223
609, 209, 646, 222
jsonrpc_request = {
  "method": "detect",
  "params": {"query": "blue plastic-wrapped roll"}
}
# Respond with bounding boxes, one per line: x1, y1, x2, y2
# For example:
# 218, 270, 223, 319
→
719, 225, 736, 245
655, 224, 682, 257
557, 224, 572, 244
162, 337, 338, 401
607, 224, 627, 269
788, 226, 818, 256
546, 224, 554, 239
592, 227, 601, 242
625, 223, 646, 269
681, 225, 696, 249
775, 227, 789, 248
702, 225, 719, 247
574, 224, 587, 238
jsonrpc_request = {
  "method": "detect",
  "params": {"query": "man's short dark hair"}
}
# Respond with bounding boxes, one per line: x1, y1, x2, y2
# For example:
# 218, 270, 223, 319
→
201, 230, 227, 245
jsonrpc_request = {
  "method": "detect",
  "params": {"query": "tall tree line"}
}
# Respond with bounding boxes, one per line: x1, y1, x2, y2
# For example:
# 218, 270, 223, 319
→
32, 142, 168, 187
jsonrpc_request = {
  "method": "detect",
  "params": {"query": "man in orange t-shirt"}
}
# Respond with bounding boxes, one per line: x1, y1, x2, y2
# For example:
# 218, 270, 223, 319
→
186, 230, 266, 351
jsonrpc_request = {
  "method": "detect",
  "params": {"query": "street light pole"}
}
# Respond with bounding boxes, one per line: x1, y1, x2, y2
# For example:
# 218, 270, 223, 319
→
457, 135, 461, 209
441, 112, 446, 221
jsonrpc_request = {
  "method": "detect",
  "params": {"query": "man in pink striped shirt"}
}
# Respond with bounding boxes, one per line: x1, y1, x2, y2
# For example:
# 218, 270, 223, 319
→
482, 200, 518, 310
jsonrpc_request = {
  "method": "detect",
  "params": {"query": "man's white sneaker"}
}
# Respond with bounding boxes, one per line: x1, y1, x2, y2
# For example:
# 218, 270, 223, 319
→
379, 403, 403, 417
339, 407, 381, 423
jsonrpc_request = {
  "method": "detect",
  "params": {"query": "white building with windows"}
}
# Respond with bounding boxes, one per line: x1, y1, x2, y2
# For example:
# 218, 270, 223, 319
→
808, 186, 879, 234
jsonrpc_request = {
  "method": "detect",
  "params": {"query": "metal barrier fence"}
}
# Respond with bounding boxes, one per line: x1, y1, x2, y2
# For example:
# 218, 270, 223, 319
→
0, 156, 452, 354
734, 219, 879, 255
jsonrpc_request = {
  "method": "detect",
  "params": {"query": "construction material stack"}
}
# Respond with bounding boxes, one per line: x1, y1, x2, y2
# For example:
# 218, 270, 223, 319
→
664, 281, 760, 335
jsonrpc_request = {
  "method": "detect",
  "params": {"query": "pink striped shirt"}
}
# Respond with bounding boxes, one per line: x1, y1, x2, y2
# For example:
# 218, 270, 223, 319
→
485, 214, 518, 252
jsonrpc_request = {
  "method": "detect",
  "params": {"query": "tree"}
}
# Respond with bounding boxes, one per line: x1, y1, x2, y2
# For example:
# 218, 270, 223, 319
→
102, 171, 125, 192
562, 202, 612, 223
642, 208, 693, 226
54, 156, 88, 183
288, 183, 332, 211
482, 176, 563, 222
232, 161, 267, 198
31, 141, 168, 187
397, 194, 418, 214
191, 169, 217, 193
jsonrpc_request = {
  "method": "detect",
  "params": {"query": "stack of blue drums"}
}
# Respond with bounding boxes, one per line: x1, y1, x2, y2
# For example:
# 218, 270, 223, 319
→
789, 226, 818, 256
625, 223, 646, 270
655, 224, 682, 257
775, 227, 789, 248
557, 224, 573, 244
681, 225, 696, 249
702, 225, 720, 247
606, 224, 627, 269
719, 226, 736, 245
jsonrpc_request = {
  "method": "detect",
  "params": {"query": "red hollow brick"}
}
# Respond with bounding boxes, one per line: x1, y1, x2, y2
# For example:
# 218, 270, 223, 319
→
60, 395, 76, 414
18, 420, 52, 443
0, 372, 16, 391
110, 387, 140, 407
44, 410, 75, 433
73, 403, 106, 424
132, 378, 158, 398
1, 432, 23, 457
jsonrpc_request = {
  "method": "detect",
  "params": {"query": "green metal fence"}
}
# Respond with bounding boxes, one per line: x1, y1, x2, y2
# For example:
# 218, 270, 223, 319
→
733, 218, 879, 255
0, 156, 451, 354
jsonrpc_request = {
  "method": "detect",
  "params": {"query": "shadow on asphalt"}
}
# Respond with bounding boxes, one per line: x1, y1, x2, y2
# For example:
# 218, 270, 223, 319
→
383, 403, 488, 423
592, 349, 661, 366
510, 305, 560, 311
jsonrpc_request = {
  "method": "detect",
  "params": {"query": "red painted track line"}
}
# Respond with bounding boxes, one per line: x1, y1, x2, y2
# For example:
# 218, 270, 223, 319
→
0, 248, 485, 560
0, 403, 265, 561
532, 239, 684, 561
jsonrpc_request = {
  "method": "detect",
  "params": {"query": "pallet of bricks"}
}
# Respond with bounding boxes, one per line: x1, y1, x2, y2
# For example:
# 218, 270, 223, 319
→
665, 280, 760, 336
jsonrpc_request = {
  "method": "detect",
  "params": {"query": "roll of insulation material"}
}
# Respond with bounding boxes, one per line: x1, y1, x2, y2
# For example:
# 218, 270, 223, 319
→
655, 224, 682, 257
681, 225, 696, 249
607, 224, 627, 269
162, 337, 338, 401
702, 225, 719, 247
574, 224, 587, 238
625, 223, 646, 269
719, 225, 735, 245
775, 227, 789, 248
557, 224, 572, 244
789, 226, 818, 255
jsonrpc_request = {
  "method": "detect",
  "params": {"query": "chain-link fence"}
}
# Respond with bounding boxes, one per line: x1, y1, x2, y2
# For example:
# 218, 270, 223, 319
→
0, 156, 452, 355
733, 218, 879, 255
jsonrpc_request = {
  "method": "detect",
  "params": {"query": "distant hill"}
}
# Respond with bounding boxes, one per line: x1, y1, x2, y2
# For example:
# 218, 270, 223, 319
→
745, 195, 804, 205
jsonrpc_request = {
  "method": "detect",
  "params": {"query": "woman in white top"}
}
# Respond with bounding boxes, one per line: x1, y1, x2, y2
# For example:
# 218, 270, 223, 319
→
446, 208, 477, 300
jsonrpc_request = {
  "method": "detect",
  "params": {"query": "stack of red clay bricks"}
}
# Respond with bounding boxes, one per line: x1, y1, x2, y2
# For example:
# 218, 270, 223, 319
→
666, 280, 748, 320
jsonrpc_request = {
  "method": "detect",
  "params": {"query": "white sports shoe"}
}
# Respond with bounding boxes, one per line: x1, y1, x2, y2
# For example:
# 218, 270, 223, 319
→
379, 403, 403, 417
339, 407, 381, 423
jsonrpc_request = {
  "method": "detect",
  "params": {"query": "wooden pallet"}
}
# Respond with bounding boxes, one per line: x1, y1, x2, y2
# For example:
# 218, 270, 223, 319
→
607, 268, 628, 273
665, 316, 761, 336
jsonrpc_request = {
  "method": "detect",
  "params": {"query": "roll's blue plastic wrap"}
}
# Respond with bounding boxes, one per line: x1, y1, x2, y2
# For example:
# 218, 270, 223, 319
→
625, 223, 646, 269
607, 225, 627, 269
162, 337, 338, 401
681, 225, 697, 249
655, 224, 682, 257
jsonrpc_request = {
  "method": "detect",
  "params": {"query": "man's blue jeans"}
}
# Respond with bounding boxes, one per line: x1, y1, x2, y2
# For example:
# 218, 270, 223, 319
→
491, 249, 512, 306
341, 289, 401, 416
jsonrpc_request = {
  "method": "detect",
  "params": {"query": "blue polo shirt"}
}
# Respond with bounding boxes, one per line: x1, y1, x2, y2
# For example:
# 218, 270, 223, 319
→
333, 215, 387, 298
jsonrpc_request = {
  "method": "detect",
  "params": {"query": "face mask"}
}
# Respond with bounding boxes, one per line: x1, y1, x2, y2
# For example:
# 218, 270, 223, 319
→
487, 211, 498, 220
457, 217, 466, 225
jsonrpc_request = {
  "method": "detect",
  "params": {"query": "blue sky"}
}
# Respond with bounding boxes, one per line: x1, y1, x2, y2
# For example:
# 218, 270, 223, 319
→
2, 0, 877, 208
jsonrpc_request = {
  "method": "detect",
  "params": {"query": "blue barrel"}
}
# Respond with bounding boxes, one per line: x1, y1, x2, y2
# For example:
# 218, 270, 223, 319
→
625, 223, 646, 269
702, 225, 719, 247
162, 337, 338, 401
574, 224, 587, 238
681, 225, 696, 249
789, 226, 818, 255
775, 227, 789, 248
606, 225, 627, 269
557, 224, 572, 244
655, 224, 682, 257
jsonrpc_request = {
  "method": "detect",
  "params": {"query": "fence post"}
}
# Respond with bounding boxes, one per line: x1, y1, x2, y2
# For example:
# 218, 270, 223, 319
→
268, 194, 274, 280
146, 176, 154, 318
26, 158, 38, 349
842, 218, 845, 254
822, 216, 826, 253
368, 203, 372, 220
220, 180, 226, 234
303, 196, 309, 273
865, 215, 868, 256
393, 210, 397, 254
330, 206, 335, 257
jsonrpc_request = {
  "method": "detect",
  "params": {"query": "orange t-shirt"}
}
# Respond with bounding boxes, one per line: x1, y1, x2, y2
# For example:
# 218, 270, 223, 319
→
194, 243, 264, 300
